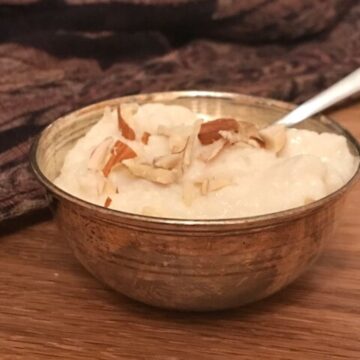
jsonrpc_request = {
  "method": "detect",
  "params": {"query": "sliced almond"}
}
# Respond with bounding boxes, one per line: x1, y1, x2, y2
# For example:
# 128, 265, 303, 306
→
198, 118, 238, 145
123, 159, 178, 185
141, 132, 150, 145
208, 177, 233, 192
158, 124, 192, 154
169, 134, 188, 153
102, 140, 137, 177
197, 176, 232, 196
183, 119, 202, 169
219, 130, 245, 145
117, 104, 136, 140
248, 138, 263, 148
88, 137, 114, 170
259, 124, 286, 153
78, 171, 106, 197
153, 153, 182, 170
198, 139, 226, 162
104, 178, 117, 194
218, 121, 261, 146
92, 174, 117, 197
182, 182, 200, 206
238, 121, 260, 140
95, 176, 106, 196
104, 196, 112, 208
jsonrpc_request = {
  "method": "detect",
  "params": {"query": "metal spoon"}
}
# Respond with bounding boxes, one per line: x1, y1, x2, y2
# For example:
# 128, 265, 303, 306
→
276, 68, 360, 126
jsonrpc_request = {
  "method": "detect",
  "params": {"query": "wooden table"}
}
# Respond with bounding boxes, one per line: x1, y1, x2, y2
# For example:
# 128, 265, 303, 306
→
1, 103, 360, 360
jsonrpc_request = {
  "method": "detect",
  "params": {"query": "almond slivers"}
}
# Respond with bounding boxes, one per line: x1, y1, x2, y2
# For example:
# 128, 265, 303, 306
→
104, 196, 112, 208
238, 121, 260, 140
158, 124, 191, 153
102, 140, 137, 177
183, 119, 202, 169
141, 132, 150, 145
208, 177, 233, 192
198, 118, 238, 145
88, 137, 114, 170
153, 153, 182, 170
219, 121, 262, 146
198, 139, 226, 162
117, 104, 136, 140
123, 159, 178, 185
259, 124, 286, 153
93, 105, 286, 206
198, 177, 233, 195
169, 134, 188, 153
104, 178, 117, 195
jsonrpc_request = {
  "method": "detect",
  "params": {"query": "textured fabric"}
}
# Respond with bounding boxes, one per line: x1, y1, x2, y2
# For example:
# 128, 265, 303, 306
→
0, 1, 359, 221
0, 0, 351, 40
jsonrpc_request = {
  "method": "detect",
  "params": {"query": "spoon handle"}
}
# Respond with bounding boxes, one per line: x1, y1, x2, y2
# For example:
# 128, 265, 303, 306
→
277, 67, 360, 126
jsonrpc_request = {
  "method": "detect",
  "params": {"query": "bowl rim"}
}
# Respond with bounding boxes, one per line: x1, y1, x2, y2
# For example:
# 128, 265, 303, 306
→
30, 90, 360, 227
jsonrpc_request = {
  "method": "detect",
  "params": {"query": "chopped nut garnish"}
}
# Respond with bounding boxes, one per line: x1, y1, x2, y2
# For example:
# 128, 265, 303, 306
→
153, 153, 182, 170
141, 132, 150, 145
219, 121, 261, 145
88, 137, 113, 170
123, 159, 178, 185
183, 119, 202, 169
259, 124, 286, 153
198, 139, 226, 162
158, 124, 192, 153
102, 140, 137, 177
208, 177, 233, 192
198, 118, 239, 145
104, 178, 117, 194
104, 196, 112, 208
238, 121, 261, 140
89, 106, 286, 203
218, 130, 245, 145
169, 134, 188, 153
198, 177, 233, 195
156, 121, 202, 171
117, 104, 136, 140
248, 138, 263, 148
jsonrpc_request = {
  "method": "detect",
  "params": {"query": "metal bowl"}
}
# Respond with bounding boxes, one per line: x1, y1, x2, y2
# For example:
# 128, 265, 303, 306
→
30, 91, 360, 311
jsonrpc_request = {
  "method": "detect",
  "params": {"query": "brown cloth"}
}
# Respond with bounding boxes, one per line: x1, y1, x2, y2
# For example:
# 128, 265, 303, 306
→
0, 0, 359, 222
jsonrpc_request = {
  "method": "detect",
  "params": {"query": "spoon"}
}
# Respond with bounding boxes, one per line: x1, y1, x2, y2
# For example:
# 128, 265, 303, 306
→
276, 67, 360, 126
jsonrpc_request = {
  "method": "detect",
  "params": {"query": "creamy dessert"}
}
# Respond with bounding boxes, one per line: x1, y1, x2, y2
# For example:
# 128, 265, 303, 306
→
55, 103, 358, 219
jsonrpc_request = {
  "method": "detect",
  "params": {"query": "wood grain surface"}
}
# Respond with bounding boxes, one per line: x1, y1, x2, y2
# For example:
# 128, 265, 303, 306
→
0, 104, 359, 359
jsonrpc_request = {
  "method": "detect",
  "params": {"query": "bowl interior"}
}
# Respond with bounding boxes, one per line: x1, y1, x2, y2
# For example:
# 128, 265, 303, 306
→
34, 91, 360, 185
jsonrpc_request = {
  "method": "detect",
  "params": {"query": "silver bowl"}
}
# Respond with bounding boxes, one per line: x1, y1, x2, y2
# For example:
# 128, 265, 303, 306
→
30, 91, 360, 311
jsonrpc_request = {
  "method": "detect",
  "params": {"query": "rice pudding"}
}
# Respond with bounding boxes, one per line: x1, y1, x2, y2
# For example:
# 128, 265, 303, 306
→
54, 103, 358, 219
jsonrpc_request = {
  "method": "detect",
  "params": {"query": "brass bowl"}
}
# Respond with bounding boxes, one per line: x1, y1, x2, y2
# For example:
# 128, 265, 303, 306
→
30, 91, 360, 311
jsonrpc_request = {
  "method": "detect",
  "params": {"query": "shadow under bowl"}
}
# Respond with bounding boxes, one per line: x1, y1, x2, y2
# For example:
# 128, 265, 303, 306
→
30, 91, 360, 311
